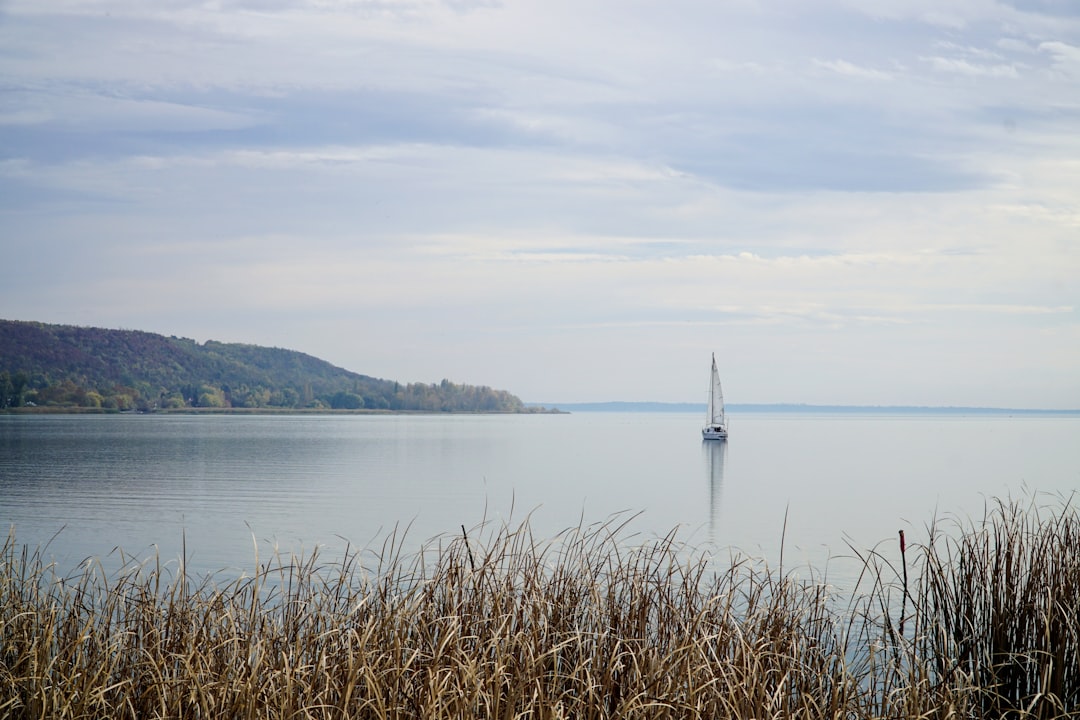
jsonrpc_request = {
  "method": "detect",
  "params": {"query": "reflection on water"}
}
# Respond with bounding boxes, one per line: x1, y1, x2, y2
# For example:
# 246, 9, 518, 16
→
3, 412, 1078, 583
703, 440, 727, 543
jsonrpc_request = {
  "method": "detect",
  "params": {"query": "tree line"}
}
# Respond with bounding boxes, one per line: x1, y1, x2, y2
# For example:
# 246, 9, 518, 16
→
0, 320, 541, 413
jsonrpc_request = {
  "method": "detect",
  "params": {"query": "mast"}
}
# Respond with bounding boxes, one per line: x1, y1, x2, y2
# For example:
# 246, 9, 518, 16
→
707, 353, 716, 425
710, 353, 725, 427
715, 368, 725, 427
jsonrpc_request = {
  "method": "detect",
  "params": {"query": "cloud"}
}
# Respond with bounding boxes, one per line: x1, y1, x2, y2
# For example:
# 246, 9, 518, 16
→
923, 56, 1021, 77
1002, 0, 1080, 19
1040, 41, 1080, 75
2, 0, 1079, 406
812, 59, 894, 81
3, 87, 262, 133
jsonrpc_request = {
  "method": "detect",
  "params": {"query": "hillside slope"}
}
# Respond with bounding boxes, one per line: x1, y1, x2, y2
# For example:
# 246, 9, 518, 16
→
0, 320, 528, 412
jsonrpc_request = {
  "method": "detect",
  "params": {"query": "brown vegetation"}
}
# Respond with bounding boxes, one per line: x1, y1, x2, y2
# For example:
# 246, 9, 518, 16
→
2, 496, 1077, 719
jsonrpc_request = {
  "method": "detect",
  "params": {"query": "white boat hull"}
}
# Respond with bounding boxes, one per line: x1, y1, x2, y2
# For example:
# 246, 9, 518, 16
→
702, 426, 727, 441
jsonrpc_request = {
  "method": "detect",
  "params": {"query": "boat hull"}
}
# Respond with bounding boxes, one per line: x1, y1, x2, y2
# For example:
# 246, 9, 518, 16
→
701, 426, 728, 441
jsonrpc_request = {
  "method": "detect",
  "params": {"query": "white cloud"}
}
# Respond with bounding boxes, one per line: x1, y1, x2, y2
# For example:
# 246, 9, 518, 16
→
2, 0, 1079, 407
812, 59, 894, 80
1040, 40, 1080, 75
923, 56, 1021, 77
935, 40, 1005, 61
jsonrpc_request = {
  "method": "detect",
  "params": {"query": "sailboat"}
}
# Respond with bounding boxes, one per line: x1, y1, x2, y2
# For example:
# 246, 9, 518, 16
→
701, 353, 728, 440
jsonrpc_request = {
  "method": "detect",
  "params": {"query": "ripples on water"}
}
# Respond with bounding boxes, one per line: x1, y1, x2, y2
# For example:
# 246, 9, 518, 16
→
2, 412, 1078, 590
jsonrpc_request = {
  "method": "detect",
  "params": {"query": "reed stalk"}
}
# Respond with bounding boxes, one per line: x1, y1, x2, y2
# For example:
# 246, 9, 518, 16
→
1, 494, 1077, 719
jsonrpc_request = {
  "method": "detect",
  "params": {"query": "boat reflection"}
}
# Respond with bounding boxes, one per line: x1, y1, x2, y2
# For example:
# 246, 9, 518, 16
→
703, 439, 727, 543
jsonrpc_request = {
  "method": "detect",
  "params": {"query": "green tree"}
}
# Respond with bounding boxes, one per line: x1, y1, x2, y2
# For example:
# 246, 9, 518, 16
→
0, 372, 16, 408
196, 385, 226, 408
160, 392, 186, 409
329, 391, 364, 410
270, 387, 300, 407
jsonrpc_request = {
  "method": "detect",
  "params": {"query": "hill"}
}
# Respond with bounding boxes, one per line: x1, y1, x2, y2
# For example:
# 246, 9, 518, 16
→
0, 319, 533, 413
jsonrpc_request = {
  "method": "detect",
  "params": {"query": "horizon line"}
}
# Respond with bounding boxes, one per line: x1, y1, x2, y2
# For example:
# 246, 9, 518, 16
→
527, 401, 1080, 414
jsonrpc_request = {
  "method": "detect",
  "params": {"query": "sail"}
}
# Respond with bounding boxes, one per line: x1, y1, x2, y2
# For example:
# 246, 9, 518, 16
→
708, 353, 725, 426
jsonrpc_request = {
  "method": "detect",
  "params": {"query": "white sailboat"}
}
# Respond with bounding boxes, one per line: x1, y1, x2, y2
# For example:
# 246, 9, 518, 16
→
701, 353, 728, 440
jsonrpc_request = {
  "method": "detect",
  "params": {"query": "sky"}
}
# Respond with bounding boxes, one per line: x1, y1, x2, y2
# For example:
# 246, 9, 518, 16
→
1, 1, 1078, 408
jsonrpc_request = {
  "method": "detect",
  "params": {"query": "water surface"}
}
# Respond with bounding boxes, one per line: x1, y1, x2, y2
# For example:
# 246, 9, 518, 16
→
2, 412, 1077, 586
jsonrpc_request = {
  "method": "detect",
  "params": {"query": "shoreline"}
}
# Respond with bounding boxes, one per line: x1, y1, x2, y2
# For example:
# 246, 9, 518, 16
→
0, 406, 568, 416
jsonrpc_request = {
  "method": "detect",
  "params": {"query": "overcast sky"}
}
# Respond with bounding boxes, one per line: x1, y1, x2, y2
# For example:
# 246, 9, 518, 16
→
2, 1, 1078, 408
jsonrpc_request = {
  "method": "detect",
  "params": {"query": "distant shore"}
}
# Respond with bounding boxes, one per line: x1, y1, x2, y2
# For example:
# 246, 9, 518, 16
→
1, 406, 568, 416
5, 402, 1076, 416
528, 401, 1080, 415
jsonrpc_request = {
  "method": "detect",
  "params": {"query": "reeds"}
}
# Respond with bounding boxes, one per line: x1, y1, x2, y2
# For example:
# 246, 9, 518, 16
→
909, 495, 1080, 718
2, 495, 1078, 719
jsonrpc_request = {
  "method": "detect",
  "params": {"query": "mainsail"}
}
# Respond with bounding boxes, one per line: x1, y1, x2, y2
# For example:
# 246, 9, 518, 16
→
708, 353, 725, 427
703, 353, 728, 440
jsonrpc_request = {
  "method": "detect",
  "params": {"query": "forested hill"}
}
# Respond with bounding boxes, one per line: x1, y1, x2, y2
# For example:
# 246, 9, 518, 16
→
0, 319, 533, 413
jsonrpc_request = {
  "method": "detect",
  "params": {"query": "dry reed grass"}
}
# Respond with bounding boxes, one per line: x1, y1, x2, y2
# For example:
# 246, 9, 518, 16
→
2, 495, 1077, 719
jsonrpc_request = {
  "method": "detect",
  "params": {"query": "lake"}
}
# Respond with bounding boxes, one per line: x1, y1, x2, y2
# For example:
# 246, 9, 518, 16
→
2, 411, 1078, 589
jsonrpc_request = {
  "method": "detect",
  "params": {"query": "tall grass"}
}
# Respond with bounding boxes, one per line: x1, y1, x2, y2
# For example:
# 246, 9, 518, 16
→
2, 495, 1078, 719
910, 496, 1080, 717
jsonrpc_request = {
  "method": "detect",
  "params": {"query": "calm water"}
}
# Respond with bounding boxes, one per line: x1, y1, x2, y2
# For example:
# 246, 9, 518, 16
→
2, 412, 1078, 586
